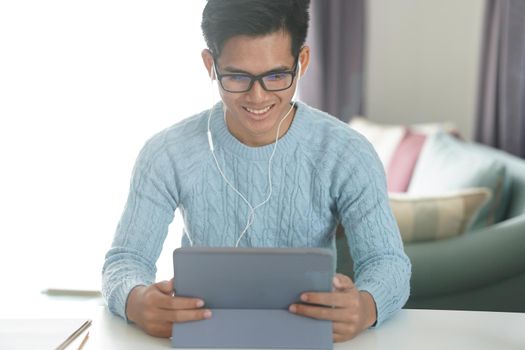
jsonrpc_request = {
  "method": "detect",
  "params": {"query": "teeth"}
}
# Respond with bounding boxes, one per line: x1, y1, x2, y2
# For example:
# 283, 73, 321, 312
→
245, 105, 271, 115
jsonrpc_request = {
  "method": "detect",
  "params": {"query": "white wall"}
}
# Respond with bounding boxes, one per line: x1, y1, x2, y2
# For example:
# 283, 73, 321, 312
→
365, 0, 486, 140
0, 0, 215, 298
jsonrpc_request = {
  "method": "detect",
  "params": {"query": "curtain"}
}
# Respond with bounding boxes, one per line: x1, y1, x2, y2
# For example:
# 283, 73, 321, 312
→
476, 0, 525, 158
299, 0, 366, 122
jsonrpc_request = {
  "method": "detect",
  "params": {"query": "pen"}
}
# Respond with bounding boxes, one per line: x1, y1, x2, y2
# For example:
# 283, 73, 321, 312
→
42, 289, 101, 297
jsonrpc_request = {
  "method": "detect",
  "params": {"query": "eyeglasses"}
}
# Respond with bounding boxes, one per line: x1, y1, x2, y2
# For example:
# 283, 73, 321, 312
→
213, 57, 299, 93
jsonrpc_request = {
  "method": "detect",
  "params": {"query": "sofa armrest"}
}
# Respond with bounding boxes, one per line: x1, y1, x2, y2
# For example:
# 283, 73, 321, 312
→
405, 214, 525, 298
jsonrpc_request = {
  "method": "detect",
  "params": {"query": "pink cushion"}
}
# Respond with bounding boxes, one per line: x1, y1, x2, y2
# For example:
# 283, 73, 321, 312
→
387, 130, 427, 193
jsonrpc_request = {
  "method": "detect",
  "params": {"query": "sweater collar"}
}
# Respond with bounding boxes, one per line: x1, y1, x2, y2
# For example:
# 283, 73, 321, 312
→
209, 100, 308, 160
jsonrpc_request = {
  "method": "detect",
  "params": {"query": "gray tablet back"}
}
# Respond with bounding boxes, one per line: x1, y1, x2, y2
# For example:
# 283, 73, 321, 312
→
171, 247, 334, 349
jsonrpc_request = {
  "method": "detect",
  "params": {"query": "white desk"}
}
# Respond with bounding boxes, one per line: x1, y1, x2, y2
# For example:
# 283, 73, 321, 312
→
1, 302, 524, 350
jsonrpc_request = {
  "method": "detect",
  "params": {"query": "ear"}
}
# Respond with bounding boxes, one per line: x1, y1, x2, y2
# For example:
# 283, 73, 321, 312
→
201, 49, 215, 80
297, 46, 310, 78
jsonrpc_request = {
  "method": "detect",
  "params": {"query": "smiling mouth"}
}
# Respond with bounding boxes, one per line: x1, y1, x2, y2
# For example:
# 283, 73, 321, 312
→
243, 104, 274, 117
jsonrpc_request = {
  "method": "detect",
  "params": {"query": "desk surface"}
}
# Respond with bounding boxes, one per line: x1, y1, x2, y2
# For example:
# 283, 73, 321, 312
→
2, 302, 525, 350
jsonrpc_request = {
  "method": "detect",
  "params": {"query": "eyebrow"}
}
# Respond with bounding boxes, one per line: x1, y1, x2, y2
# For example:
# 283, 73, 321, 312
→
221, 64, 293, 75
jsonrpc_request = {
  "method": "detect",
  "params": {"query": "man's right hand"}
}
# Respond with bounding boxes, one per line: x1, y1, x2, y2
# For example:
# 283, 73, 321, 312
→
125, 279, 212, 338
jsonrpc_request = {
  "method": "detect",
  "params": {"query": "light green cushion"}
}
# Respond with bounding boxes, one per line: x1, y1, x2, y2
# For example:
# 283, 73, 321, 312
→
408, 132, 508, 230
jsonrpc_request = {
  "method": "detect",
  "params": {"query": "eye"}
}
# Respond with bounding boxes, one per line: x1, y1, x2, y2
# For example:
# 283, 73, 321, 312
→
265, 72, 289, 81
227, 74, 250, 82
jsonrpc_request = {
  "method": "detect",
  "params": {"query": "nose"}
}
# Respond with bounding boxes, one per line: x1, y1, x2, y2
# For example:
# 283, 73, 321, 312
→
245, 79, 267, 102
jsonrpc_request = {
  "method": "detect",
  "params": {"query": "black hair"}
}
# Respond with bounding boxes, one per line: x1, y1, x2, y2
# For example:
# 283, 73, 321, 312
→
201, 0, 311, 58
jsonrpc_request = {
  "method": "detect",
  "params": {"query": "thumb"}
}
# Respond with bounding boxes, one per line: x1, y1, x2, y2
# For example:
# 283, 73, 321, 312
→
333, 273, 355, 291
155, 279, 174, 295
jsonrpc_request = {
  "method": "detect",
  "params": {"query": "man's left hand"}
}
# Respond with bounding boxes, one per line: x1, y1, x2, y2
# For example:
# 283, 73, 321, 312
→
289, 273, 377, 343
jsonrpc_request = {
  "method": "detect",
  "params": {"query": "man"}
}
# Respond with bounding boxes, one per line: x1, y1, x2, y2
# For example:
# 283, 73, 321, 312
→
102, 0, 411, 343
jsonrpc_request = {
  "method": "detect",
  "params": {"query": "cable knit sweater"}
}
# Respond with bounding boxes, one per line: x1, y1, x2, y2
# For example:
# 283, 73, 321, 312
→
102, 101, 411, 326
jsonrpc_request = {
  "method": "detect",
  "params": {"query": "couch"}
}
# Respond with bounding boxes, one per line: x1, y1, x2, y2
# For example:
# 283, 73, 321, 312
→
336, 128, 525, 312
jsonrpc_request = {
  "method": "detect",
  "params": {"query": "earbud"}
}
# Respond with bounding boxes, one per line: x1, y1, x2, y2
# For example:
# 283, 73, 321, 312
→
297, 60, 302, 83
210, 64, 217, 81
208, 65, 216, 151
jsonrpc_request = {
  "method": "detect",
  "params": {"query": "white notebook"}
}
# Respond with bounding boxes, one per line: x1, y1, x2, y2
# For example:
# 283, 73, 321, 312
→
0, 318, 91, 350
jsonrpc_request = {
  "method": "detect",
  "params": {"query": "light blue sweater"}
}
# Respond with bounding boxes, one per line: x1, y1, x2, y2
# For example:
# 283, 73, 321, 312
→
102, 101, 411, 326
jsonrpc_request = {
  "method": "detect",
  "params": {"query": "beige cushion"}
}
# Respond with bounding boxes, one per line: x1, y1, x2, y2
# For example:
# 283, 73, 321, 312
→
348, 117, 405, 170
389, 188, 491, 243
409, 121, 459, 135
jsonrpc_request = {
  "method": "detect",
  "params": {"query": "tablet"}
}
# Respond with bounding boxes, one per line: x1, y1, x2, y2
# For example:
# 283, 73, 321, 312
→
172, 247, 334, 309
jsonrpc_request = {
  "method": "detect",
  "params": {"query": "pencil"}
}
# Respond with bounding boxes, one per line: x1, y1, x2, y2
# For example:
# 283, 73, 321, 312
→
56, 319, 92, 350
77, 331, 89, 350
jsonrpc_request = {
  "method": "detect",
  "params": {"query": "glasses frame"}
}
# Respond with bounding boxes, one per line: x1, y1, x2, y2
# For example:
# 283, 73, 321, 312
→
213, 56, 299, 93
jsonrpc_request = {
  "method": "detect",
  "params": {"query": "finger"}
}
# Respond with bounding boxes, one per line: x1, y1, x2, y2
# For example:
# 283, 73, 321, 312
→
289, 303, 348, 322
332, 333, 344, 343
143, 321, 173, 338
156, 322, 174, 338
155, 280, 174, 295
333, 274, 355, 291
157, 294, 205, 310
160, 308, 212, 323
333, 321, 358, 336
300, 291, 355, 308
332, 332, 352, 343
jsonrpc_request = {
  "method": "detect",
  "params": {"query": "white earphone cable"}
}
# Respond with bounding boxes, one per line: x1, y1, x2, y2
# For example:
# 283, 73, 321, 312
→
184, 59, 301, 247
233, 102, 295, 246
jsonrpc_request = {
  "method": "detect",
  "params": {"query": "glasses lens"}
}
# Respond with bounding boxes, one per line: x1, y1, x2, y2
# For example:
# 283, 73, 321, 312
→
262, 72, 294, 91
221, 75, 252, 92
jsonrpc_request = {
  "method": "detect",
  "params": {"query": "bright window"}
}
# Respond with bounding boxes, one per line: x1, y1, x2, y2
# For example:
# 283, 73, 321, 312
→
0, 0, 217, 296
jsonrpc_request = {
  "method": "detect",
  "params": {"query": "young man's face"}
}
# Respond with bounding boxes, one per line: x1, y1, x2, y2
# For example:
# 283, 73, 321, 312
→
202, 31, 309, 147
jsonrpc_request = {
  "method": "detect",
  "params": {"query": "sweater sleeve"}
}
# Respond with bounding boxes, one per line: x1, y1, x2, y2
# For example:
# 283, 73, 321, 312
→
333, 135, 411, 327
102, 132, 179, 320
